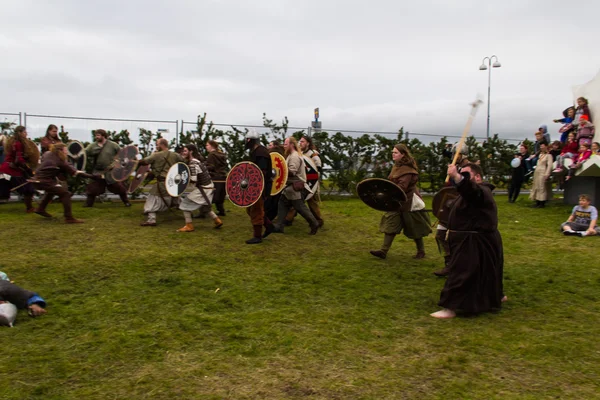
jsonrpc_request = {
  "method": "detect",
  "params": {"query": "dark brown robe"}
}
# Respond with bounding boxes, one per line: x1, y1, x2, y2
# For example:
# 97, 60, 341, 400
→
438, 172, 504, 314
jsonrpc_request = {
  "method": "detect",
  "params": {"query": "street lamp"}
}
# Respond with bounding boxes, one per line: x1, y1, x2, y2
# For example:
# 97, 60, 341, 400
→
479, 55, 501, 139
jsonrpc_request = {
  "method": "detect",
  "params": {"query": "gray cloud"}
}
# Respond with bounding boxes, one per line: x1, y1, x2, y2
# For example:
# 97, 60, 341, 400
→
1, 0, 599, 143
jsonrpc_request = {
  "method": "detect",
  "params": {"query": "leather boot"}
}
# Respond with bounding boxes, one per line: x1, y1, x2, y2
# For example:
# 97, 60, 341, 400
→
213, 217, 223, 229
24, 195, 34, 213
369, 250, 387, 259
177, 223, 195, 232
246, 225, 263, 244
65, 217, 84, 224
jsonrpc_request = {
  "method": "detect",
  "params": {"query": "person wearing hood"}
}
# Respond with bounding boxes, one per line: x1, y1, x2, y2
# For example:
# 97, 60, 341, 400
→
205, 140, 228, 217
554, 107, 576, 143
431, 163, 505, 319
539, 124, 551, 144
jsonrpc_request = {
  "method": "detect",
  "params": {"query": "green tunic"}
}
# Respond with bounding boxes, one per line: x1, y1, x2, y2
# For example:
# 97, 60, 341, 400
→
141, 150, 183, 195
85, 140, 121, 184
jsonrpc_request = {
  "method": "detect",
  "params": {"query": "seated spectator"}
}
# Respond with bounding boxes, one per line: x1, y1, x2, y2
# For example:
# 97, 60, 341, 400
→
525, 131, 545, 174
554, 107, 576, 143
549, 140, 562, 161
574, 97, 592, 123
554, 132, 578, 173
592, 141, 600, 155
576, 115, 595, 146
539, 124, 551, 143
0, 279, 46, 326
565, 143, 592, 181
561, 194, 599, 236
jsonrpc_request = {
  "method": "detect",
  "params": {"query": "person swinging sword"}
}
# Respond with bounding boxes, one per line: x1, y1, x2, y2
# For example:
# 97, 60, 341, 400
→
138, 138, 183, 226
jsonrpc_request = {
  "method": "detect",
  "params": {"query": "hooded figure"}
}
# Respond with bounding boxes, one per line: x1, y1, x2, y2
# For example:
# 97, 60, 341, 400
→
539, 125, 551, 144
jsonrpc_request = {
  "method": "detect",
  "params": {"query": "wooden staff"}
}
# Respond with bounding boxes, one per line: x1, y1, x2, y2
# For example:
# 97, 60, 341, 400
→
10, 179, 39, 192
445, 98, 484, 183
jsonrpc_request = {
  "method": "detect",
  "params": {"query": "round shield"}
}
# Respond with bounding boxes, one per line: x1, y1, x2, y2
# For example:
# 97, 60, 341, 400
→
67, 141, 85, 158
270, 152, 288, 196
24, 140, 40, 170
166, 162, 191, 197
226, 161, 265, 207
111, 146, 139, 182
356, 178, 407, 212
128, 164, 151, 193
303, 155, 320, 201
68, 153, 87, 171
432, 186, 460, 225
511, 158, 521, 168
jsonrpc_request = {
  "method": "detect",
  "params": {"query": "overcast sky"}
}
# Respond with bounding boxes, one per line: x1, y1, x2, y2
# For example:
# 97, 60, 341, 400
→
1, 0, 599, 143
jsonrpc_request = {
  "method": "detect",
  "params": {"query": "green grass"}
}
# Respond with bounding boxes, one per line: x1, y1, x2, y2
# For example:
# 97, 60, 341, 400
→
0, 194, 598, 399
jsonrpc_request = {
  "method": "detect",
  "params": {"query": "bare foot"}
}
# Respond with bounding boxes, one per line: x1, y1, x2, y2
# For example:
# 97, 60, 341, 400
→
28, 304, 47, 317
501, 296, 508, 303
430, 309, 456, 319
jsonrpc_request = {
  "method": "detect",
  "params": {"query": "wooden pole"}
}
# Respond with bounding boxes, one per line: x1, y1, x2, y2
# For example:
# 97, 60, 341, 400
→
445, 99, 484, 183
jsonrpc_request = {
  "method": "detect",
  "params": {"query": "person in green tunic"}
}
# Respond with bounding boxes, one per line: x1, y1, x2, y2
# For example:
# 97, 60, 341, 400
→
369, 144, 432, 260
84, 129, 131, 207
138, 138, 183, 226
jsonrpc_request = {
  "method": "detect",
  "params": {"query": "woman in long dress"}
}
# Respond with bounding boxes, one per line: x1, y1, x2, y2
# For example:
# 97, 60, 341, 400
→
529, 140, 553, 208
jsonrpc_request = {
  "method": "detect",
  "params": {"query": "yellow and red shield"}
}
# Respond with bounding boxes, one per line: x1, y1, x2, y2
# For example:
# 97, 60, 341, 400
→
270, 152, 288, 196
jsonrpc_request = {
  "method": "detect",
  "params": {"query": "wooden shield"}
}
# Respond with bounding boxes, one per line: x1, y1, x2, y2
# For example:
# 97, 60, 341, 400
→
226, 161, 264, 208
128, 164, 151, 193
432, 186, 459, 225
66, 140, 87, 171
111, 146, 139, 182
356, 178, 407, 212
24, 140, 40, 170
67, 141, 85, 158
166, 162, 191, 197
270, 152, 288, 196
303, 155, 320, 200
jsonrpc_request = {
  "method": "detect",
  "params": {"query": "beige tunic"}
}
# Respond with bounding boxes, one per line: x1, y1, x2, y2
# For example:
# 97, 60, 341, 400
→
282, 151, 306, 201
529, 152, 554, 201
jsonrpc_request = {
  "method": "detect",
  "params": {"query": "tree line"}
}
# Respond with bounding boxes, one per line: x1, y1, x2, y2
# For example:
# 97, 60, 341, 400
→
2, 115, 532, 194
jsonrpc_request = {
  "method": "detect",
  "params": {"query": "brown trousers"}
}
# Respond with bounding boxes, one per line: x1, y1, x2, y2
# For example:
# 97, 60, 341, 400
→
246, 197, 265, 226
35, 181, 73, 218
85, 179, 129, 206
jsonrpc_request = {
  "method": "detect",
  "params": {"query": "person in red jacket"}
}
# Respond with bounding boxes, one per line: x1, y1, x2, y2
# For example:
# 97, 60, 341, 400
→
0, 126, 37, 211
566, 143, 593, 181
553, 132, 578, 173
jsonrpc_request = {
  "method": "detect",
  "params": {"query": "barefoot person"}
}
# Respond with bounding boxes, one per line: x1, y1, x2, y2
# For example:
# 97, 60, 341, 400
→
177, 144, 223, 232
431, 163, 505, 319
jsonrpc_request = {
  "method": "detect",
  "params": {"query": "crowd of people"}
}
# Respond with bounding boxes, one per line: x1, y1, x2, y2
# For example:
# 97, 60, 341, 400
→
2, 98, 598, 325
508, 97, 598, 209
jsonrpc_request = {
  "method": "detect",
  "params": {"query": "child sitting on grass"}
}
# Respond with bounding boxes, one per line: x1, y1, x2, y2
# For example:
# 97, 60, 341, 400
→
562, 194, 599, 237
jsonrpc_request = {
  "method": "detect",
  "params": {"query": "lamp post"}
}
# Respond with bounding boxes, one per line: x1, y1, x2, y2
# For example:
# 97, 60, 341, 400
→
479, 55, 501, 139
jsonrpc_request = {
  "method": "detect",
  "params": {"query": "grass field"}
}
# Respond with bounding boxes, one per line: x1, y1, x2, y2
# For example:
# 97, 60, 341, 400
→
0, 194, 598, 399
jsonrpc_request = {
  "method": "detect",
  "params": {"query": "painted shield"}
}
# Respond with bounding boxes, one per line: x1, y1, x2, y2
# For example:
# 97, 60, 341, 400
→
166, 162, 191, 197
226, 161, 265, 207
66, 140, 87, 171
128, 164, 151, 193
432, 186, 459, 225
357, 178, 407, 212
111, 145, 139, 182
270, 152, 288, 196
303, 155, 320, 201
